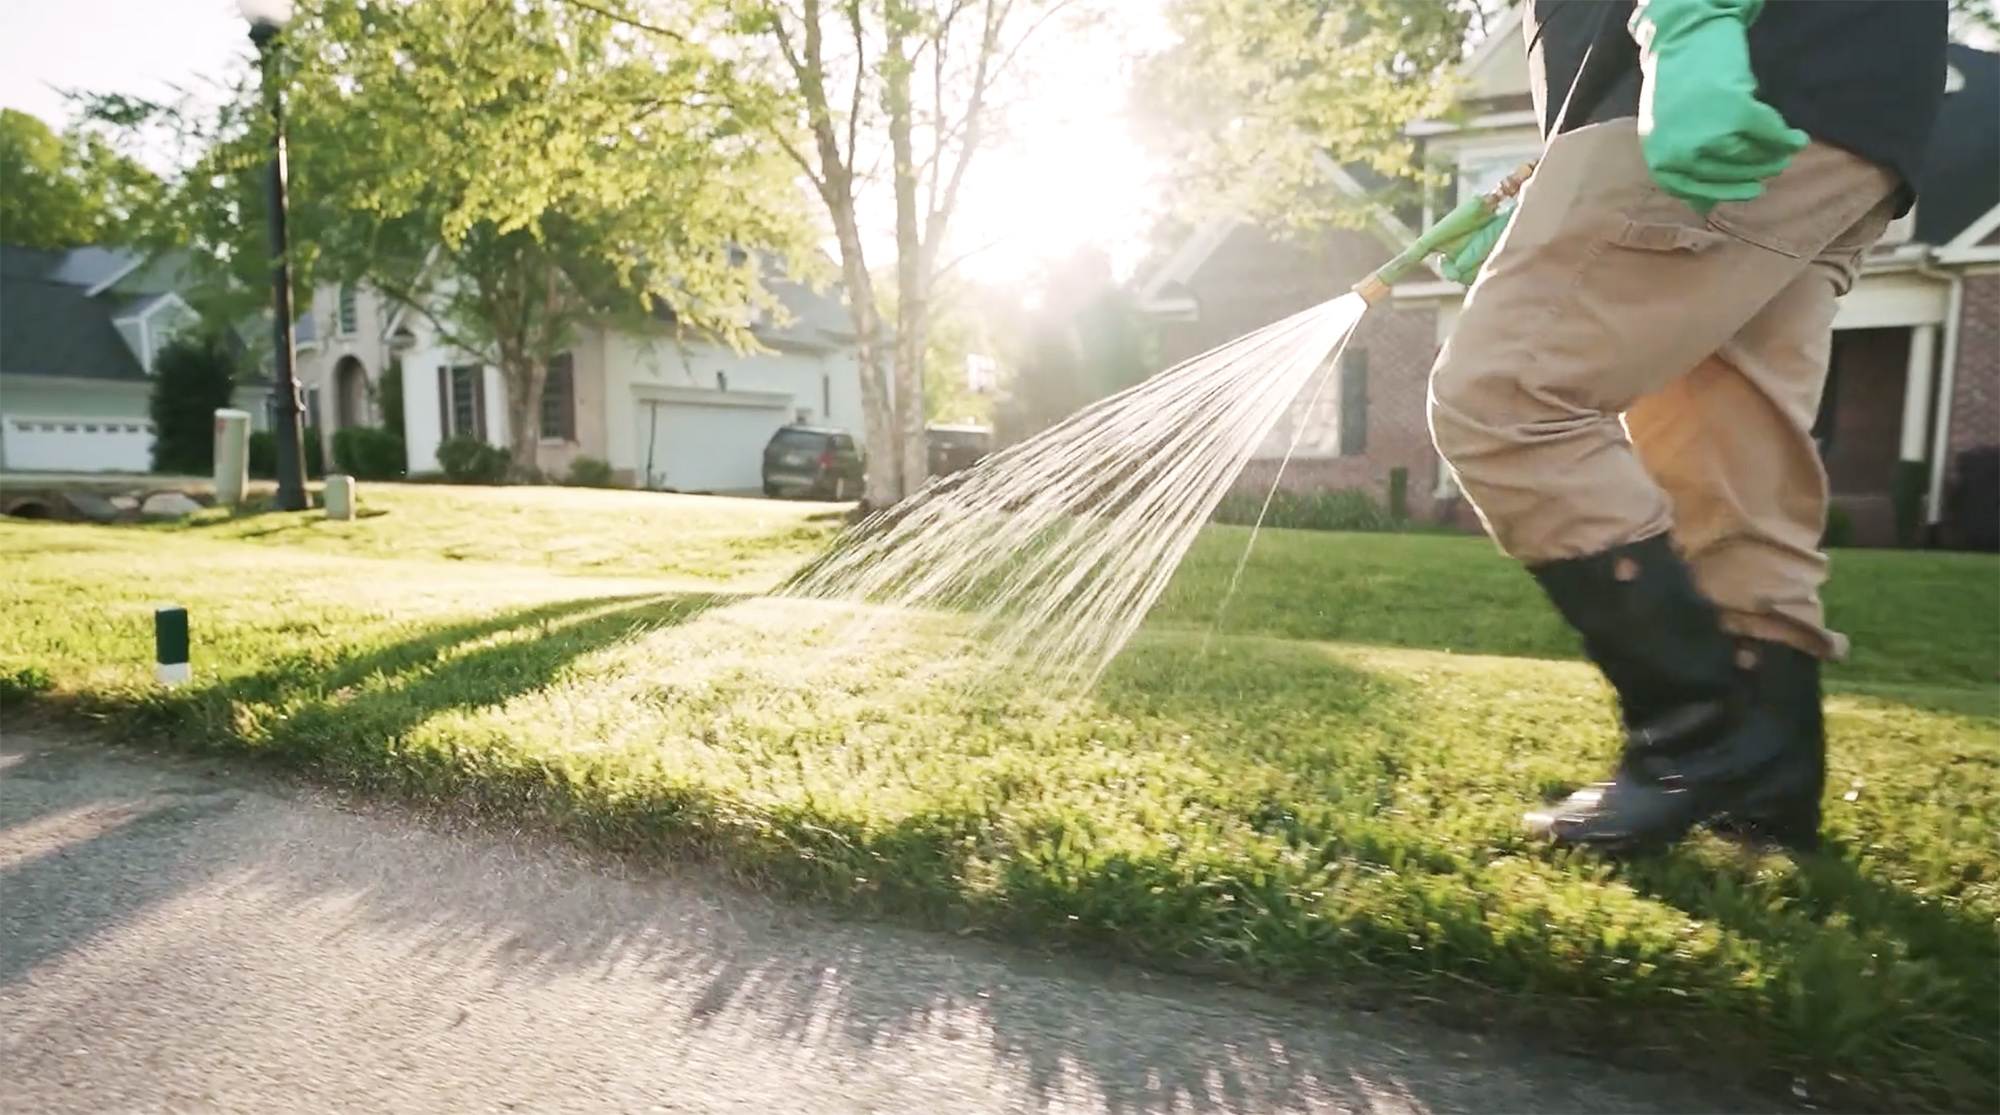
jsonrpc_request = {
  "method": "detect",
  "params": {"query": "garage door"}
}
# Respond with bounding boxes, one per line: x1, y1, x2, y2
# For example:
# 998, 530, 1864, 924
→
633, 400, 788, 493
2, 415, 155, 473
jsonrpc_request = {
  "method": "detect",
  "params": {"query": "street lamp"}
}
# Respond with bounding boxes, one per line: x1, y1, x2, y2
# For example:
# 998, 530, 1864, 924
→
240, 0, 307, 512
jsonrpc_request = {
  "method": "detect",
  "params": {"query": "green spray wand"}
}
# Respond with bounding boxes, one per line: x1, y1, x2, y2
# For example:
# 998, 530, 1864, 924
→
1350, 160, 1537, 306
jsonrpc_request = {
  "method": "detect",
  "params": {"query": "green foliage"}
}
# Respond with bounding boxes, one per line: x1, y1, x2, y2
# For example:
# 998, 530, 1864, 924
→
148, 329, 240, 475
331, 426, 407, 481
1130, 0, 1483, 236
83, 0, 813, 469
1893, 459, 1929, 547
1387, 466, 1410, 522
993, 248, 1155, 442
0, 662, 54, 709
1952, 0, 2000, 43
3, 502, 1996, 1112
1822, 503, 1855, 549
1210, 487, 1395, 533
565, 455, 616, 488
250, 426, 326, 482
913, 279, 1002, 428
436, 435, 512, 486
0, 108, 161, 250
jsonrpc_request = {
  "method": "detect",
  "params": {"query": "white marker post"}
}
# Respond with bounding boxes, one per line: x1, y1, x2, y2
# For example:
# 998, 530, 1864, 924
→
324, 473, 357, 521
155, 606, 191, 686
214, 409, 251, 507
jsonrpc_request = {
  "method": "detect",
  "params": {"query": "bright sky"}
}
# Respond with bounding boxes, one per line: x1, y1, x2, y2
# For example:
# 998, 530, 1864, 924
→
0, 0, 1169, 287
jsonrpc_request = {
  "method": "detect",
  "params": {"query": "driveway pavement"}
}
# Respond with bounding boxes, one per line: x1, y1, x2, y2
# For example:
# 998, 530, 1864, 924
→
0, 733, 1778, 1114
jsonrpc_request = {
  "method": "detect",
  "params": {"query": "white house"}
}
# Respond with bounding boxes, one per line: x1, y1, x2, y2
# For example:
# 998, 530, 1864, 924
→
0, 243, 270, 474
292, 277, 403, 466
395, 267, 869, 492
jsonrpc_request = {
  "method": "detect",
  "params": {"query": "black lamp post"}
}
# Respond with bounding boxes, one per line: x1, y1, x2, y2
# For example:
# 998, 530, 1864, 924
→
241, 0, 307, 512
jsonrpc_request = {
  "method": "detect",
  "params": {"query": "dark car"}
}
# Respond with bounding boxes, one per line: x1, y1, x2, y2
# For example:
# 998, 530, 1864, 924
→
926, 423, 992, 478
762, 425, 867, 501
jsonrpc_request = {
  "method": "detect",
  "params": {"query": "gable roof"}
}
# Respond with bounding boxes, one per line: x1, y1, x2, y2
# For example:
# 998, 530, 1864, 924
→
0, 244, 150, 382
1921, 43, 2000, 247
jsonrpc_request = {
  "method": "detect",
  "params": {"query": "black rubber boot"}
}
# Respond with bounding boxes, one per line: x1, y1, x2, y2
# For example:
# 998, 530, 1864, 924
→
1520, 533, 1790, 854
1704, 639, 1826, 854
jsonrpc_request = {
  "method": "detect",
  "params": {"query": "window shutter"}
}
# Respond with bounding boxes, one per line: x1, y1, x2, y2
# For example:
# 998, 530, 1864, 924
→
472, 368, 488, 443
437, 366, 450, 439
1339, 350, 1368, 456
541, 353, 577, 442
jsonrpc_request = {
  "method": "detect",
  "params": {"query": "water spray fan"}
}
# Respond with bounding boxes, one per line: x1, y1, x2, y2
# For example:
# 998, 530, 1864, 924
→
1349, 160, 1537, 305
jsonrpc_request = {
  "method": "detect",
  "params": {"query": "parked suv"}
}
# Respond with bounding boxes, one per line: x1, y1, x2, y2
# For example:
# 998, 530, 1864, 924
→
762, 425, 867, 500
926, 423, 992, 478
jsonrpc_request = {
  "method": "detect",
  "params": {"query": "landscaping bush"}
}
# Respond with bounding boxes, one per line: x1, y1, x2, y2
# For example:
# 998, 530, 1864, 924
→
1822, 503, 1854, 549
248, 426, 325, 481
149, 329, 240, 475
332, 426, 407, 481
436, 434, 513, 485
566, 455, 615, 488
1210, 487, 1393, 532
1945, 445, 1998, 552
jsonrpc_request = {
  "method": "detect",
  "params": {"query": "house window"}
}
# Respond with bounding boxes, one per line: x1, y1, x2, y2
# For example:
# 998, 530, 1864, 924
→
540, 352, 576, 441
1338, 350, 1368, 456
438, 365, 486, 441
305, 387, 322, 431
337, 283, 358, 335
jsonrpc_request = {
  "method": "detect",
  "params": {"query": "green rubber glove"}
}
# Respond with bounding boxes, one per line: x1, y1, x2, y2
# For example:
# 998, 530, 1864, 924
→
1627, 0, 1808, 212
1435, 204, 1513, 285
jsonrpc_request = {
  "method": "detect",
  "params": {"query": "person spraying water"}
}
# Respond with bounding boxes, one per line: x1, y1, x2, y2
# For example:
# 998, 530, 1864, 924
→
785, 0, 1950, 865
1403, 0, 1950, 856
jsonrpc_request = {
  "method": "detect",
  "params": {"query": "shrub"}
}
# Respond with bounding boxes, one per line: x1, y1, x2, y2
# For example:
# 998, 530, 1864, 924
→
1945, 445, 1998, 553
1891, 459, 1928, 548
332, 426, 407, 481
566, 455, 615, 488
1388, 466, 1410, 522
1822, 503, 1854, 549
149, 329, 240, 475
436, 435, 512, 485
1211, 487, 1394, 533
249, 426, 325, 481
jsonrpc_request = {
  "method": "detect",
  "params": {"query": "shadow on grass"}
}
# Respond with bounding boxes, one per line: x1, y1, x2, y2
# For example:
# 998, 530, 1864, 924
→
106, 592, 730, 794
14, 598, 1987, 1112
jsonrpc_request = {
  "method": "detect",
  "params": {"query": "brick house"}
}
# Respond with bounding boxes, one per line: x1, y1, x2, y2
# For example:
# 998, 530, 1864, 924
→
1137, 10, 2000, 549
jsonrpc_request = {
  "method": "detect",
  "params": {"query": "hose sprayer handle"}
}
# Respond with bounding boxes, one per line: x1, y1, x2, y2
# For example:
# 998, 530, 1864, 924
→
1350, 160, 1539, 305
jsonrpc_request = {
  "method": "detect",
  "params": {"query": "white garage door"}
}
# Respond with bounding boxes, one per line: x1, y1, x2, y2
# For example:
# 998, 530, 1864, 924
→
633, 400, 788, 492
2, 415, 154, 473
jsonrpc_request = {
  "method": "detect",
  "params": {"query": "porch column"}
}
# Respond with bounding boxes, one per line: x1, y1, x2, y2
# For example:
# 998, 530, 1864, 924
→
1899, 323, 1938, 463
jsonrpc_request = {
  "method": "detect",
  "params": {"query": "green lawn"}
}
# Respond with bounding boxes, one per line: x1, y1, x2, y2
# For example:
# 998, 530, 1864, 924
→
153, 483, 851, 587
3, 485, 1994, 1113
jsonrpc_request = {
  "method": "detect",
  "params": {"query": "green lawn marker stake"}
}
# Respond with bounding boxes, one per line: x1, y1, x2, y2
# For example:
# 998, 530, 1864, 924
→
155, 606, 191, 686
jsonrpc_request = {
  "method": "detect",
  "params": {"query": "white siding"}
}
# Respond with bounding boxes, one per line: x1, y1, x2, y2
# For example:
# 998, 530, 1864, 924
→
394, 306, 867, 485
603, 331, 866, 489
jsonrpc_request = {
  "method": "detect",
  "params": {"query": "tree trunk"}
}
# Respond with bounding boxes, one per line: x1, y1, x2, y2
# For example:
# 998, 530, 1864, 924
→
501, 349, 547, 480
828, 209, 897, 508
885, 10, 928, 502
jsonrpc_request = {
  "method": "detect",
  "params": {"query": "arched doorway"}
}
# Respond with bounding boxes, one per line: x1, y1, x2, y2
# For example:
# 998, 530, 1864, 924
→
334, 356, 369, 430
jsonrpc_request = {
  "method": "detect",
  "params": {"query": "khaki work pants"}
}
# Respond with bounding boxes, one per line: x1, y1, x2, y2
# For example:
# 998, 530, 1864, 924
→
1429, 118, 1898, 661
